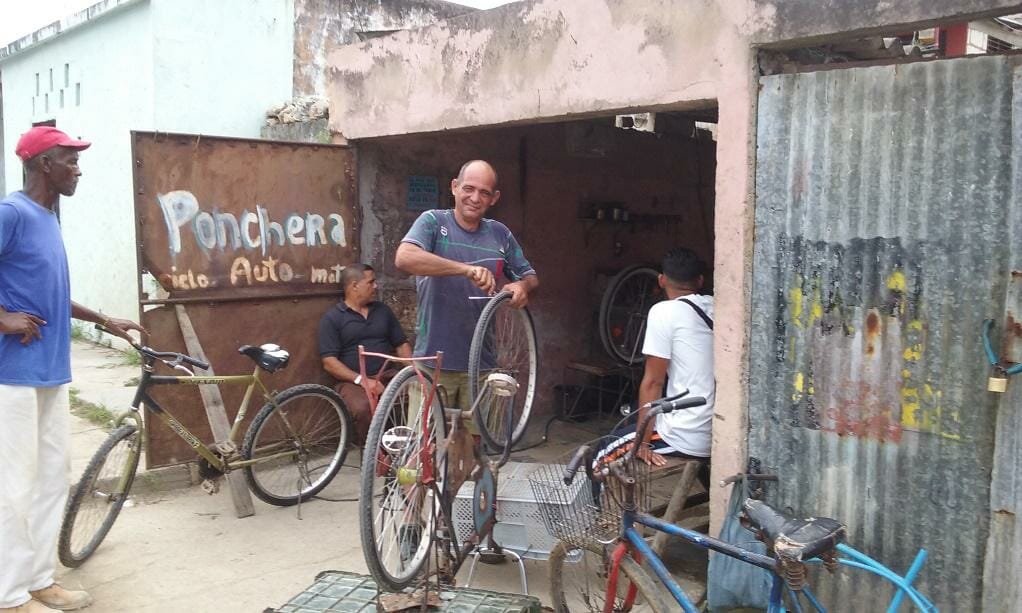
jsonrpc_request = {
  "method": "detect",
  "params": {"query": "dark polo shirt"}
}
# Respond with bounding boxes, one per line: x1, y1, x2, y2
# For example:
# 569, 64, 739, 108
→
317, 301, 408, 375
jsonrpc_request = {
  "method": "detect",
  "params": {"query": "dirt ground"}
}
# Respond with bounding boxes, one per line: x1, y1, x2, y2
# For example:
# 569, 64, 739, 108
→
58, 340, 707, 612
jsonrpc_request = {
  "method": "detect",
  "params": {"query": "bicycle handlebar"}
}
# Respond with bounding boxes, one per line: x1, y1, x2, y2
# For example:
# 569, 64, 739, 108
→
563, 445, 592, 485
97, 324, 210, 370
561, 393, 708, 486
143, 348, 210, 370
633, 391, 707, 455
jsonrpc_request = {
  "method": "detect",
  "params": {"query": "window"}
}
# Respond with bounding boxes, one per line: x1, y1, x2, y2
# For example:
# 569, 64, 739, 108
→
35, 73, 39, 95
64, 63, 70, 87
60, 90, 64, 109
49, 68, 53, 91
75, 83, 81, 106
44, 94, 49, 113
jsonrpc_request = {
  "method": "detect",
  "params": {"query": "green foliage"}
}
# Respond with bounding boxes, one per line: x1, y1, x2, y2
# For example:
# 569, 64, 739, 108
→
69, 387, 116, 430
120, 349, 142, 366
70, 322, 89, 340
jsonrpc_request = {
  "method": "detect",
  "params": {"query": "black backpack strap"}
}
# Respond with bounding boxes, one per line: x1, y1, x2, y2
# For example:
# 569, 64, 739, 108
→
679, 298, 713, 330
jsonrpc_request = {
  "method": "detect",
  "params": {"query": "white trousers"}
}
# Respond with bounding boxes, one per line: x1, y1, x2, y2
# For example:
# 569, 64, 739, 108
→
0, 384, 70, 608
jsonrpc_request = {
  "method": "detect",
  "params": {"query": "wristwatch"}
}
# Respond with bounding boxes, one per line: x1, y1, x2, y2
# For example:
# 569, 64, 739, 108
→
353, 375, 363, 385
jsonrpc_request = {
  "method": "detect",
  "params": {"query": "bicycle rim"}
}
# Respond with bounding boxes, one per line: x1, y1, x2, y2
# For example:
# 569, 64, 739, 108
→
245, 386, 348, 504
599, 266, 661, 365
60, 424, 140, 566
360, 366, 447, 591
550, 541, 669, 613
469, 292, 537, 449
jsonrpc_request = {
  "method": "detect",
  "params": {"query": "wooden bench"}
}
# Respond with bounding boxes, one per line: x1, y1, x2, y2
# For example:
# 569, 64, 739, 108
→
647, 456, 709, 556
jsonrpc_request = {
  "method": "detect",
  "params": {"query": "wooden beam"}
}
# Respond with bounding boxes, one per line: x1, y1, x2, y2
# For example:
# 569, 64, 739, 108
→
175, 305, 255, 518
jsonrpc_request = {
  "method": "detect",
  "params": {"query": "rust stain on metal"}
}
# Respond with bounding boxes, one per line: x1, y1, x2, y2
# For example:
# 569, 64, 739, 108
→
864, 310, 879, 356
132, 131, 357, 467
133, 131, 358, 301
141, 299, 340, 467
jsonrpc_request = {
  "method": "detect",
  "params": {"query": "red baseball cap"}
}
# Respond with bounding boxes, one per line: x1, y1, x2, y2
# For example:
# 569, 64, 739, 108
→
15, 126, 91, 162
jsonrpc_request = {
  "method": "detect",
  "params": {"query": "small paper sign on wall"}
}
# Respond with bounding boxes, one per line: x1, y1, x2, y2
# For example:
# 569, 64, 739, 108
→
407, 176, 439, 211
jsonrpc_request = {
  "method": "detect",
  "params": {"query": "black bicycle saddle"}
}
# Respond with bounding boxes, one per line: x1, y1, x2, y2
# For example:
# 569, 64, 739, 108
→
742, 499, 846, 562
238, 343, 290, 373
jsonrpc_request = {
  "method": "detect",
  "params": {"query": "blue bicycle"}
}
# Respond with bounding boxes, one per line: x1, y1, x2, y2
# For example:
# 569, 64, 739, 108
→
530, 394, 937, 612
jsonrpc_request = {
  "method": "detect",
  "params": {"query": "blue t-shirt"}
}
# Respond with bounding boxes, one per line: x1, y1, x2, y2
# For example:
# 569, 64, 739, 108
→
0, 192, 72, 386
402, 209, 535, 371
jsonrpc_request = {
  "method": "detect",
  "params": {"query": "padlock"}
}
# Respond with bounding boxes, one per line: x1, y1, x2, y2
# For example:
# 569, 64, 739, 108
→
988, 373, 1008, 393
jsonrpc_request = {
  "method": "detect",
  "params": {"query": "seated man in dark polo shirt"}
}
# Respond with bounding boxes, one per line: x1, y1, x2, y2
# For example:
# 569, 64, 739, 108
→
318, 263, 411, 444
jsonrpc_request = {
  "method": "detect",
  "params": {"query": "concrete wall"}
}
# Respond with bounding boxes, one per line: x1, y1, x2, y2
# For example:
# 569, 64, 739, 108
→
0, 1, 154, 328
150, 0, 295, 136
1, 0, 296, 333
325, 0, 1022, 530
260, 117, 332, 143
293, 0, 473, 98
357, 120, 715, 421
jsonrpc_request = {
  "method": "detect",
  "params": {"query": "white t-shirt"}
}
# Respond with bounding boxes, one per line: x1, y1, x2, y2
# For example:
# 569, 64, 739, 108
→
642, 294, 714, 457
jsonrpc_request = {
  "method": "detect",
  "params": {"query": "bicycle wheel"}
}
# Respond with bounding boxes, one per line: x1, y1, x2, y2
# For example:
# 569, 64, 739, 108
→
360, 366, 447, 592
468, 290, 537, 450
549, 540, 671, 613
59, 423, 141, 567
598, 266, 661, 365
242, 384, 351, 506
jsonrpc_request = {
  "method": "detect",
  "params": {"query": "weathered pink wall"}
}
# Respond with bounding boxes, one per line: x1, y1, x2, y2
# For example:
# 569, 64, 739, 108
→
293, 0, 472, 97
326, 0, 1022, 529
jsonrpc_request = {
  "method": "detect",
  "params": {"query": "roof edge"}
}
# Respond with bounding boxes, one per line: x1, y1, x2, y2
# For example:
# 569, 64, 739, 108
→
0, 0, 146, 63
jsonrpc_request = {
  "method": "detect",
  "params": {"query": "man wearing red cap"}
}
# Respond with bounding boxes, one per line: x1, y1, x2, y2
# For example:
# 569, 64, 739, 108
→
0, 127, 144, 613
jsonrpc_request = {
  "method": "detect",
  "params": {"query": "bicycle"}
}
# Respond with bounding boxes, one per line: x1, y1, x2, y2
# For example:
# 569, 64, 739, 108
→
598, 265, 661, 366
529, 393, 937, 612
58, 330, 352, 568
357, 346, 524, 593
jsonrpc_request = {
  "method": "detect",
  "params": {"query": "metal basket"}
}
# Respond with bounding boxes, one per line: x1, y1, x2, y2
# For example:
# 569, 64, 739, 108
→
527, 437, 652, 549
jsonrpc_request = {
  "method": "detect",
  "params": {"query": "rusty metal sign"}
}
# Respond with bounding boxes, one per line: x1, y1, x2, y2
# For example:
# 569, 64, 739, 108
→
132, 132, 357, 466
133, 131, 357, 301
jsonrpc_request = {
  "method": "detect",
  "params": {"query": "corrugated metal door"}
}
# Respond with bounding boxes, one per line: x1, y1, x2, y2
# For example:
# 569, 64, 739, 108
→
750, 55, 1020, 610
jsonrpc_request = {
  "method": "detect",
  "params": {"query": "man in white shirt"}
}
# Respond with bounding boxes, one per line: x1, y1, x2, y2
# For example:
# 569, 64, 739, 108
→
595, 248, 713, 485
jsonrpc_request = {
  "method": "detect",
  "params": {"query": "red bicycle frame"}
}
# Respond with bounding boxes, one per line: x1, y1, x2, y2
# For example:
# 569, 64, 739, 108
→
357, 345, 445, 484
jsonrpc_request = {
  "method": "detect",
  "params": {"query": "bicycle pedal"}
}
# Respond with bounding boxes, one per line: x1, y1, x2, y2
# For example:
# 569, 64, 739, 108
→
201, 478, 221, 495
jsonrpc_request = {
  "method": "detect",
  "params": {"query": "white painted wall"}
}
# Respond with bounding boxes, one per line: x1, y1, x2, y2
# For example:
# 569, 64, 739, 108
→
1, 0, 295, 333
150, 0, 294, 136
0, 2, 154, 329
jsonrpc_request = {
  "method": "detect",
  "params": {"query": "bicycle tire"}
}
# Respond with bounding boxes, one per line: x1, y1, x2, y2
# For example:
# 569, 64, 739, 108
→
598, 265, 661, 365
59, 423, 141, 567
548, 540, 672, 613
468, 290, 538, 450
359, 366, 448, 592
242, 384, 351, 506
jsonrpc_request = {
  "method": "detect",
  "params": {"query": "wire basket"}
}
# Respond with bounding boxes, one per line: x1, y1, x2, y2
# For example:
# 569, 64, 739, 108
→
527, 437, 653, 549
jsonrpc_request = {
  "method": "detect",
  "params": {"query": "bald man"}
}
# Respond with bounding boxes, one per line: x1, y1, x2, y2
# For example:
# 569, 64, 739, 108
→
395, 160, 539, 414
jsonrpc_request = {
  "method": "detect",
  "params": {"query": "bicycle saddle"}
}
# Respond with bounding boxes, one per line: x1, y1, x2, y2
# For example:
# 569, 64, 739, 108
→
742, 499, 846, 562
238, 343, 290, 373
